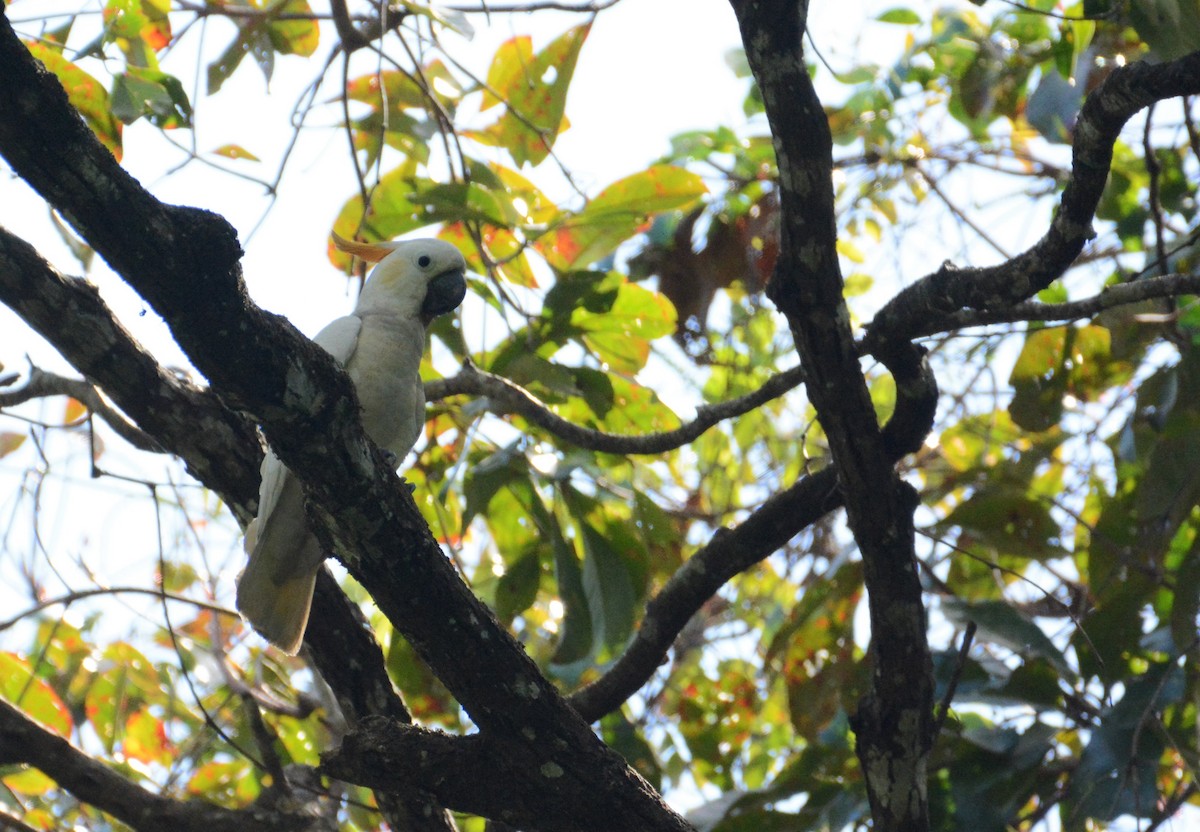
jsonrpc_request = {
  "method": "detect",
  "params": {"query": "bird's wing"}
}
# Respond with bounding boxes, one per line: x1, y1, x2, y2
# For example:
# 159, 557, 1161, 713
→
246, 448, 287, 551
313, 314, 363, 366
254, 314, 361, 524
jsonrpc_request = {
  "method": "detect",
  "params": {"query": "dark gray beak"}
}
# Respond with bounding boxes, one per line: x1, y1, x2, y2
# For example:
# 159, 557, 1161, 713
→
421, 269, 467, 325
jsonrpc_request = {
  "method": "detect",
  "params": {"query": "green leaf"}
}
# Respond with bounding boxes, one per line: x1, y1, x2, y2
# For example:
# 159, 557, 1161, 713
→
267, 0, 319, 56
941, 598, 1074, 678
545, 509, 592, 666
1065, 662, 1184, 821
561, 487, 646, 657
1128, 0, 1200, 60
472, 25, 590, 167
111, 68, 192, 128
83, 641, 163, 752
540, 165, 708, 270
570, 276, 678, 373
123, 709, 173, 765
207, 27, 273, 94
347, 69, 430, 110
941, 484, 1066, 561
579, 520, 638, 652
876, 8, 922, 24
0, 652, 73, 737
211, 144, 260, 161
462, 441, 526, 528
495, 552, 542, 622
103, 0, 170, 68
1008, 327, 1068, 431
556, 370, 682, 434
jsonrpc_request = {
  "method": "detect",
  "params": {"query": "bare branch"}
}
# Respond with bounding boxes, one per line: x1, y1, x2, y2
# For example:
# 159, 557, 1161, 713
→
445, 0, 621, 11
0, 586, 234, 633
426, 360, 804, 454
0, 366, 162, 452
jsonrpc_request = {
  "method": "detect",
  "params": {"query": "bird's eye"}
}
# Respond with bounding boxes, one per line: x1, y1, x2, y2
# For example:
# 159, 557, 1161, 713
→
418, 255, 432, 268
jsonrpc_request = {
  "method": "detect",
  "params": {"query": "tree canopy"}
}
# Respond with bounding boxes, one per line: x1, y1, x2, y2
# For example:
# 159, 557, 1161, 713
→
2, 1, 1200, 831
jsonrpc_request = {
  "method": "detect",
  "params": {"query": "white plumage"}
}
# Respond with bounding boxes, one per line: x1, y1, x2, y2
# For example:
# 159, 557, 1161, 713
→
237, 235, 467, 654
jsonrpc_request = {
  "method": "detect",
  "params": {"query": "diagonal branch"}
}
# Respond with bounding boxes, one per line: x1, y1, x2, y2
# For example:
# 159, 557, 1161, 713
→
570, 336, 937, 722
921, 271, 1200, 333
0, 699, 307, 832
426, 360, 804, 454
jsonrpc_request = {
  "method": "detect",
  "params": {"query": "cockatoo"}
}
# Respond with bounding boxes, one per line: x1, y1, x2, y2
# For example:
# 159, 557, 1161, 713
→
237, 234, 468, 654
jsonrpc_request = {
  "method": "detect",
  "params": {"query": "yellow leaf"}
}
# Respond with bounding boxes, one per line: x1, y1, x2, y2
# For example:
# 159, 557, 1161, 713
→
211, 144, 260, 162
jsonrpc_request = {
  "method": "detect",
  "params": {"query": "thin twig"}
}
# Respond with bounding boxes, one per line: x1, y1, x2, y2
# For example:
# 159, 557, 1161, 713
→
932, 621, 976, 741
426, 360, 805, 455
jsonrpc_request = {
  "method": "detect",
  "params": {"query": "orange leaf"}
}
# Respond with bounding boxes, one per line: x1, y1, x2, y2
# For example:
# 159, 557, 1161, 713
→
63, 397, 88, 424
0, 432, 26, 459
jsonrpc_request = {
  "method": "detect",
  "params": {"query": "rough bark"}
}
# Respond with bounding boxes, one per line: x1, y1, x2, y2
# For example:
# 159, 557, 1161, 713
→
727, 2, 935, 829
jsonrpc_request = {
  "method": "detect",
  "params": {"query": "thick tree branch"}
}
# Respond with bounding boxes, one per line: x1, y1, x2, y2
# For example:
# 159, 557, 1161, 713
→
729, 2, 934, 830
0, 226, 262, 513
0, 12, 687, 830
322, 724, 492, 813
305, 571, 458, 832
321, 711, 679, 832
0, 700, 307, 832
426, 360, 804, 454
866, 51, 1200, 350
322, 724, 539, 827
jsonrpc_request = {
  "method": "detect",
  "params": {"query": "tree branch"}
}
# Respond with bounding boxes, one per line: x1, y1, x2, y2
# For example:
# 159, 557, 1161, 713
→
0, 700, 307, 832
322, 724, 515, 825
729, 3, 934, 829
304, 570, 460, 832
866, 51, 1200, 351
0, 12, 688, 830
426, 360, 804, 455
0, 365, 162, 452
926, 271, 1200, 332
570, 337, 937, 722
0, 225, 262, 515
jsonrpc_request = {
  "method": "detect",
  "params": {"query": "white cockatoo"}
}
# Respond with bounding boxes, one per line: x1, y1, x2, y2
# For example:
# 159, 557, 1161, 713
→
237, 234, 468, 654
